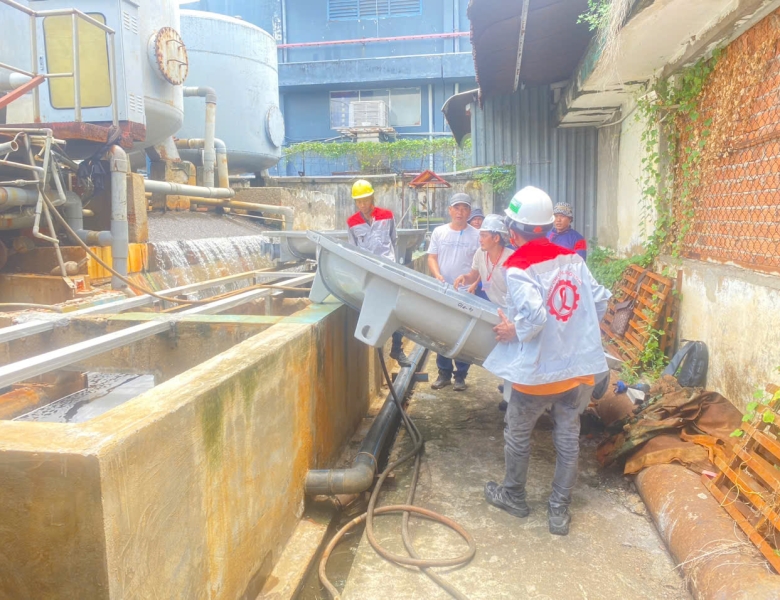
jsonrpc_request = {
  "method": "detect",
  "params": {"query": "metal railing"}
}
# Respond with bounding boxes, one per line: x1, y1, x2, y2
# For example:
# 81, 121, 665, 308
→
0, 0, 118, 126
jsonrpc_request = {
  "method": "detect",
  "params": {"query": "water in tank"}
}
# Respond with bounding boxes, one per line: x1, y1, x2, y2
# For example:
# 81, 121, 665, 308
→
178, 10, 283, 174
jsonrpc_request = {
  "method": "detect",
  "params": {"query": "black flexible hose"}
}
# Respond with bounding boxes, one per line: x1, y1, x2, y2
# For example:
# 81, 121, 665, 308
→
318, 349, 475, 600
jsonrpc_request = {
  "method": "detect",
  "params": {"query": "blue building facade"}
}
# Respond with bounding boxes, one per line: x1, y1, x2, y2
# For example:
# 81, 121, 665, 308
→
187, 0, 476, 149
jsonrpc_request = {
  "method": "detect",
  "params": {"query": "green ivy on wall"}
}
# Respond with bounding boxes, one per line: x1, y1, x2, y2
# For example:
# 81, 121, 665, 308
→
283, 137, 472, 173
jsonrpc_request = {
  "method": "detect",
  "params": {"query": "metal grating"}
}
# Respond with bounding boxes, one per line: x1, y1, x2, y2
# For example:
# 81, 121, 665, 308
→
329, 0, 422, 20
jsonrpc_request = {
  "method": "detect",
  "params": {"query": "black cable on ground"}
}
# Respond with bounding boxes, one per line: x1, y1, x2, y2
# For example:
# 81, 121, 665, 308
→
318, 349, 476, 600
41, 193, 308, 306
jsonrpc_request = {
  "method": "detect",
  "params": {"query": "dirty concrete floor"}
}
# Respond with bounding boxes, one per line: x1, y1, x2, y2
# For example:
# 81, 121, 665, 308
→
340, 356, 690, 600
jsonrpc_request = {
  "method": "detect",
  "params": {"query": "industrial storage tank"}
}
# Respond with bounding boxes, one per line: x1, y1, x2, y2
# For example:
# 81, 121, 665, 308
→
137, 0, 187, 148
178, 10, 284, 174
2, 0, 186, 152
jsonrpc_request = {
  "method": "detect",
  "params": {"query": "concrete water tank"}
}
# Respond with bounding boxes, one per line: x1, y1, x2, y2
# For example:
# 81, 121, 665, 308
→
178, 10, 283, 174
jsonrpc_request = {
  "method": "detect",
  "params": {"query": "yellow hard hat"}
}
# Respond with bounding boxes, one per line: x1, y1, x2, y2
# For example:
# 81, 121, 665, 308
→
352, 179, 374, 200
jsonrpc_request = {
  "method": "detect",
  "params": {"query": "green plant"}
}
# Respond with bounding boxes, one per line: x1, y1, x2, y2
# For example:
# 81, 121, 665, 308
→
637, 325, 667, 380
586, 245, 652, 290
577, 0, 611, 32
636, 50, 722, 262
474, 166, 516, 196
731, 377, 780, 438
283, 137, 471, 173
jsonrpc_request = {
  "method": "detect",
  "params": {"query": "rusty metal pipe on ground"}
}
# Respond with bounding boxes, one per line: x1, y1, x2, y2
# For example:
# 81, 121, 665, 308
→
305, 344, 428, 495
636, 464, 780, 599
182, 86, 217, 188
174, 138, 230, 189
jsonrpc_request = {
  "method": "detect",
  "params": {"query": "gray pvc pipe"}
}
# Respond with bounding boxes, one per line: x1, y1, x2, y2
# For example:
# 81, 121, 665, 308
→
62, 190, 110, 247
108, 146, 129, 290
144, 179, 235, 199
0, 140, 20, 154
305, 344, 427, 495
174, 138, 230, 189
183, 86, 217, 188
0, 207, 36, 229
0, 186, 38, 209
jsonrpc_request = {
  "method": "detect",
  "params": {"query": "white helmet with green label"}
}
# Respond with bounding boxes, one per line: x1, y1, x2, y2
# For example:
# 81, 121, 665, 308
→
479, 214, 509, 236
504, 186, 554, 238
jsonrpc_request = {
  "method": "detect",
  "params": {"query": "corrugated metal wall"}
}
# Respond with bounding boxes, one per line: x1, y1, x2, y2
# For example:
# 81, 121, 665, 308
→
471, 86, 599, 241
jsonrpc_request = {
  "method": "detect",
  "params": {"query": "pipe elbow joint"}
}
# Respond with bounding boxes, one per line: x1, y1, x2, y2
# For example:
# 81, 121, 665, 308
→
304, 459, 375, 496
107, 145, 129, 173
184, 86, 217, 104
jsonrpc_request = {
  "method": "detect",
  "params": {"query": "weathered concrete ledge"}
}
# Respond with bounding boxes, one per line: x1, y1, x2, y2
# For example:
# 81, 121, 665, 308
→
0, 302, 381, 599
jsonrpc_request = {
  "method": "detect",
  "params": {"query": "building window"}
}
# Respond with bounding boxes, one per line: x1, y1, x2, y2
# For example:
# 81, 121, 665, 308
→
330, 88, 422, 128
328, 0, 423, 21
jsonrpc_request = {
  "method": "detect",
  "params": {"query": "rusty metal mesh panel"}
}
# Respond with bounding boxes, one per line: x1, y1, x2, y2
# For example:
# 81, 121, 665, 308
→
679, 14, 780, 273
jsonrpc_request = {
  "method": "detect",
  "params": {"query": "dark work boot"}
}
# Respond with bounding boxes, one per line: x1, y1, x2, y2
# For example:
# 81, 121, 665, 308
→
548, 505, 571, 536
389, 348, 411, 366
431, 371, 451, 390
484, 481, 530, 518
453, 376, 466, 392
498, 400, 508, 412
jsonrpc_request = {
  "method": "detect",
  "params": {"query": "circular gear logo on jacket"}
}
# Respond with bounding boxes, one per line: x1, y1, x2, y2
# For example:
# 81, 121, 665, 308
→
547, 279, 580, 322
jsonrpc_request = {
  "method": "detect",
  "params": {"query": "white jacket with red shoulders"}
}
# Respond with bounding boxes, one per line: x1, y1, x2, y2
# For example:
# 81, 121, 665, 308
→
347, 207, 397, 262
483, 238, 611, 386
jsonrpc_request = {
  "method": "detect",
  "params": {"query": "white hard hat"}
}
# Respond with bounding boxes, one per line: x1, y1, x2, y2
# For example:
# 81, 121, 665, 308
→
479, 214, 509, 236
504, 186, 554, 238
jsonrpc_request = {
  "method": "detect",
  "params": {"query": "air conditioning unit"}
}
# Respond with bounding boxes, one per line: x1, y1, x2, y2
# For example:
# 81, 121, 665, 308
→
349, 101, 389, 128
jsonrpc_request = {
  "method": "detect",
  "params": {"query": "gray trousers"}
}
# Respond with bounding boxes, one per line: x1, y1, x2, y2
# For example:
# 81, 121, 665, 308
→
503, 386, 581, 509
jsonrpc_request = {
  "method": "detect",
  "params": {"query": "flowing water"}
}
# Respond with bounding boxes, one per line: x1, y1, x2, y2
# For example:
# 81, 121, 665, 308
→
143, 235, 278, 297
14, 372, 156, 423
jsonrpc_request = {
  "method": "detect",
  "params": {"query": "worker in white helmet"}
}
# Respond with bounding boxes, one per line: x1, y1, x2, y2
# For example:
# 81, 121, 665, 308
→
482, 186, 611, 536
453, 214, 512, 309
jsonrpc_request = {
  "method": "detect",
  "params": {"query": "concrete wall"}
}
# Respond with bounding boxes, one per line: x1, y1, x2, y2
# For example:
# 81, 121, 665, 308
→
596, 123, 621, 249
0, 302, 380, 599
591, 11, 780, 408
614, 105, 649, 255
268, 171, 494, 229
664, 258, 780, 410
